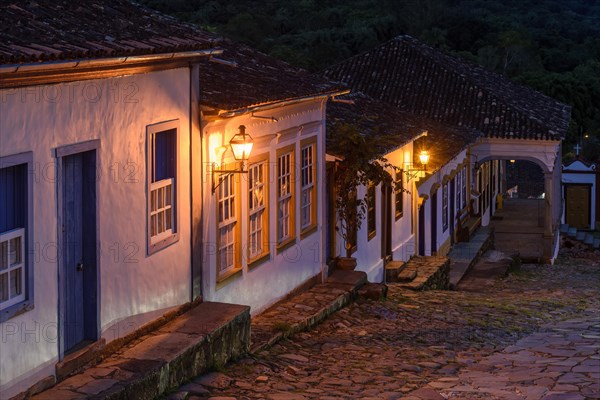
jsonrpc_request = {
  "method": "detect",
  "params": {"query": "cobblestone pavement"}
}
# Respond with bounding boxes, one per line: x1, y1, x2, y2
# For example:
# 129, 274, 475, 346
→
172, 253, 600, 400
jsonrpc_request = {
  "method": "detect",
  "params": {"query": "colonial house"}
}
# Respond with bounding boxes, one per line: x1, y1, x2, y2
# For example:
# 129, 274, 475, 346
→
562, 158, 598, 230
324, 36, 571, 263
196, 40, 345, 313
0, 2, 220, 397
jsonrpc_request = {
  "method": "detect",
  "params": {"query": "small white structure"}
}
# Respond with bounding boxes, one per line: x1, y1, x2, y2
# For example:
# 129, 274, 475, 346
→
562, 158, 598, 229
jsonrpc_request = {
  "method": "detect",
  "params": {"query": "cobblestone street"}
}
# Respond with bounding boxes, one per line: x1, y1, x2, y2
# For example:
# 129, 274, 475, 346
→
175, 253, 600, 400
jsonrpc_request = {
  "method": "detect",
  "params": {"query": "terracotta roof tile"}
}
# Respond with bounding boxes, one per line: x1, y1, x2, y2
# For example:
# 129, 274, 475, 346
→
324, 36, 571, 140
0, 0, 216, 65
326, 92, 479, 171
198, 39, 345, 111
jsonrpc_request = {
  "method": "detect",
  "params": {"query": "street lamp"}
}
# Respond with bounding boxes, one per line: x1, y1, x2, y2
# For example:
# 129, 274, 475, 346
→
212, 125, 254, 193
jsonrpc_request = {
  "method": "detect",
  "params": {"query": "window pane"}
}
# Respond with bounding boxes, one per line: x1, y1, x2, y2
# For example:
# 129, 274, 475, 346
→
151, 190, 157, 212
9, 236, 20, 266
166, 184, 172, 206
0, 241, 7, 271
154, 128, 176, 181
151, 214, 157, 236
0, 273, 7, 302
166, 208, 172, 230
10, 267, 21, 297
158, 187, 164, 209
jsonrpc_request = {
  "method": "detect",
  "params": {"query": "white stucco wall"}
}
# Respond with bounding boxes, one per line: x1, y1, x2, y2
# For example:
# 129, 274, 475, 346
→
0, 67, 193, 398
201, 100, 327, 315
337, 143, 416, 282
417, 149, 468, 256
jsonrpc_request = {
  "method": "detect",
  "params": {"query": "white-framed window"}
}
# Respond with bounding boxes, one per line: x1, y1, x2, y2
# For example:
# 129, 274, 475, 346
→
0, 154, 32, 321
277, 149, 294, 244
300, 143, 316, 230
218, 173, 238, 275
442, 183, 449, 232
248, 161, 268, 261
147, 121, 178, 253
0, 228, 25, 309
395, 169, 404, 220
367, 182, 376, 239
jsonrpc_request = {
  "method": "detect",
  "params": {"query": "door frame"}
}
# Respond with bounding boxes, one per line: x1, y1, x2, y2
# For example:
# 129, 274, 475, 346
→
430, 190, 438, 255
564, 183, 592, 229
55, 139, 100, 359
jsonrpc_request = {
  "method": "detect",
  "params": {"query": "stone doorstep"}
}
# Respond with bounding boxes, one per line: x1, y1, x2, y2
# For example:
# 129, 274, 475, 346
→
249, 270, 367, 354
385, 260, 406, 283
56, 339, 107, 382
31, 302, 250, 400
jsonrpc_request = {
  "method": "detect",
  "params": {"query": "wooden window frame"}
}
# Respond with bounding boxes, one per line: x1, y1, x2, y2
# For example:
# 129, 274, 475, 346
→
442, 183, 449, 232
216, 169, 242, 281
367, 182, 376, 240
147, 120, 179, 255
247, 155, 270, 266
395, 169, 404, 220
0, 152, 34, 322
300, 138, 318, 235
276, 145, 296, 250
462, 166, 467, 209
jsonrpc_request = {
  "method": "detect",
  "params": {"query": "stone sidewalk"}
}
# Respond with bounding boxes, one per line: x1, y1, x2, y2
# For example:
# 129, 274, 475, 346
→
177, 256, 599, 400
429, 311, 600, 399
31, 302, 250, 400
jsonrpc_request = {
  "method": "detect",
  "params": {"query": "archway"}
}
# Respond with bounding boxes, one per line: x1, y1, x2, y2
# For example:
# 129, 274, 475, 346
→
470, 137, 562, 263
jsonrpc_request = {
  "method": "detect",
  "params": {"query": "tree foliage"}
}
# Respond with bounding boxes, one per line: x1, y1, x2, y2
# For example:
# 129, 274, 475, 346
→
328, 123, 398, 257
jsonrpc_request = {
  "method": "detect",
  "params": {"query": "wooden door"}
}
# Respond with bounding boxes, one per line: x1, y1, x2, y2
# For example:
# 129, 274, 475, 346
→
61, 151, 97, 352
565, 185, 591, 229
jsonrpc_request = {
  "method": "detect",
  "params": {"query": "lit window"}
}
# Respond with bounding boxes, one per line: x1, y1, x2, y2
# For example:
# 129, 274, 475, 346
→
248, 161, 268, 260
367, 182, 376, 239
148, 121, 178, 253
218, 174, 238, 275
395, 170, 404, 219
300, 143, 316, 230
277, 151, 294, 244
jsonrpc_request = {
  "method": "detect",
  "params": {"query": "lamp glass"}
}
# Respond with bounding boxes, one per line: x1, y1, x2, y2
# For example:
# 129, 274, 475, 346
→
419, 150, 430, 165
229, 125, 254, 161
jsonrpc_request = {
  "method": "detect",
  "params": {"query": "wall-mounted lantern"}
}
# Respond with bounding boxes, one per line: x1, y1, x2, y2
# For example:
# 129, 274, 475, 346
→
212, 125, 254, 193
405, 149, 430, 182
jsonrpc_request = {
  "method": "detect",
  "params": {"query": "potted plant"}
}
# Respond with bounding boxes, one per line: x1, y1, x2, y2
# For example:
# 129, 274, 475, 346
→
329, 122, 399, 270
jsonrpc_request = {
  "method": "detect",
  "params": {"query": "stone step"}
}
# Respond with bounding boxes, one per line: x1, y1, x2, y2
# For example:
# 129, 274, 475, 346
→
395, 256, 450, 291
584, 233, 594, 245
398, 266, 417, 282
357, 283, 388, 300
33, 302, 250, 400
384, 260, 406, 283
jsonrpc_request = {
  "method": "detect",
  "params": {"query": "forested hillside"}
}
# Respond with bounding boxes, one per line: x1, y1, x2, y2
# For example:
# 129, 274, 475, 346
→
141, 0, 600, 161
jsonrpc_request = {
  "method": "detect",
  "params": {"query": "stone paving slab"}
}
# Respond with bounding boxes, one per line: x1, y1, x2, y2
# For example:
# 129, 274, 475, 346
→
250, 270, 367, 353
183, 255, 599, 400
32, 302, 250, 400
448, 226, 494, 287
430, 310, 600, 399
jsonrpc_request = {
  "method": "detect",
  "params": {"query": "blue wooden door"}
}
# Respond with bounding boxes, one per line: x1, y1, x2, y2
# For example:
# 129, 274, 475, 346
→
62, 151, 97, 352
430, 191, 437, 254
450, 179, 455, 245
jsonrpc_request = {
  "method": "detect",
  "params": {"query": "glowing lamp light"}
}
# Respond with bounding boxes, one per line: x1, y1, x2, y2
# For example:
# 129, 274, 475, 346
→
510, 159, 516, 163
229, 125, 254, 161
419, 150, 430, 166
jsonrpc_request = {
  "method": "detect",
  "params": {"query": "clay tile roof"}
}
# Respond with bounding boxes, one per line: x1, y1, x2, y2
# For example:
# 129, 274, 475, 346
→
0, 1, 217, 65
326, 92, 480, 171
198, 39, 346, 111
324, 35, 571, 141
